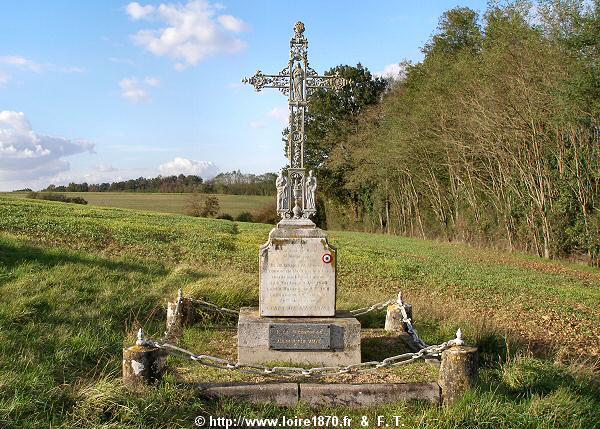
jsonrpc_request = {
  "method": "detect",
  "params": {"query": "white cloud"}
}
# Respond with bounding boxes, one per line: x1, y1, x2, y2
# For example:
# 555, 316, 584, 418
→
126, 2, 155, 20
0, 111, 94, 182
119, 76, 160, 103
57, 66, 86, 73
109, 57, 136, 66
374, 63, 407, 81
0, 71, 10, 87
248, 105, 288, 129
40, 165, 157, 190
249, 120, 265, 129
268, 106, 289, 125
144, 76, 160, 87
0, 56, 85, 87
0, 55, 42, 72
158, 157, 217, 178
217, 15, 248, 32
126, 0, 248, 69
95, 163, 118, 173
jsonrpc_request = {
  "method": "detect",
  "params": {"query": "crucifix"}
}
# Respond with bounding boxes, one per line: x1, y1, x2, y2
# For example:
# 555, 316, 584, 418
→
242, 21, 349, 220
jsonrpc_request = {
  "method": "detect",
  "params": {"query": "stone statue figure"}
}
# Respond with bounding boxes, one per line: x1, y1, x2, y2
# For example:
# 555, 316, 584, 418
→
305, 170, 317, 210
276, 170, 288, 211
292, 63, 304, 102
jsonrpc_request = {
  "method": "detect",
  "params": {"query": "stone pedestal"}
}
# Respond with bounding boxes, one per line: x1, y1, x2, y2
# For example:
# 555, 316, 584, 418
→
237, 308, 361, 366
239, 220, 359, 366
259, 221, 336, 317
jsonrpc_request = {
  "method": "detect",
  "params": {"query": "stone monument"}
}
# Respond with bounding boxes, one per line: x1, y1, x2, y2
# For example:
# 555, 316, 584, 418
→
237, 22, 361, 366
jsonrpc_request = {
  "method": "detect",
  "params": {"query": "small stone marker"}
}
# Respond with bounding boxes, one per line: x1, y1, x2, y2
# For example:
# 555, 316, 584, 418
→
438, 330, 478, 405
384, 303, 413, 333
165, 289, 195, 339
122, 329, 167, 386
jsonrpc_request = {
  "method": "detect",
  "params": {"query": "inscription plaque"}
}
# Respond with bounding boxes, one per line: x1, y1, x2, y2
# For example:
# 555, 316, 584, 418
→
269, 323, 331, 350
260, 233, 336, 317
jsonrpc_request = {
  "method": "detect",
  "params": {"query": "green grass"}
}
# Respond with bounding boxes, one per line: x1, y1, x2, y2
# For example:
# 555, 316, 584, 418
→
2, 191, 272, 217
0, 196, 598, 428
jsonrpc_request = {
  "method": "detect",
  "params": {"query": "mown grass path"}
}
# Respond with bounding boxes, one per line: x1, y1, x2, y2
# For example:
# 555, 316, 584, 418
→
0, 196, 598, 428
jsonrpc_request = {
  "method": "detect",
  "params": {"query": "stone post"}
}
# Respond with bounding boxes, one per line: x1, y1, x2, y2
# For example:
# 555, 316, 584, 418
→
384, 303, 413, 333
438, 330, 478, 406
385, 292, 413, 333
165, 289, 195, 339
123, 329, 167, 386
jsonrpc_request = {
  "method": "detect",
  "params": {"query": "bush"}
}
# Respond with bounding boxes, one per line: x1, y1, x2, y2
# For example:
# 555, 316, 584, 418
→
26, 192, 88, 205
253, 202, 279, 225
185, 194, 220, 218
216, 213, 234, 221
235, 211, 254, 222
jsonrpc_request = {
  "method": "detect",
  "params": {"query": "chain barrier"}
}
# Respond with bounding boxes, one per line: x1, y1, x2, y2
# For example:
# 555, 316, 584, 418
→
396, 291, 429, 350
150, 338, 458, 378
348, 299, 396, 317
135, 289, 464, 379
189, 297, 240, 316
165, 290, 436, 351
187, 294, 397, 319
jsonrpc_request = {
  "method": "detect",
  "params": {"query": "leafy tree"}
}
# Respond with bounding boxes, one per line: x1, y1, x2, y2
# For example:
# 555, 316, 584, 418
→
311, 1, 599, 264
423, 7, 482, 55
185, 194, 220, 218
201, 196, 220, 217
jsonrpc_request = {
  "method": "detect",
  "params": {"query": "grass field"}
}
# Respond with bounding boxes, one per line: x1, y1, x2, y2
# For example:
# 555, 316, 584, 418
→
0, 196, 598, 428
2, 191, 273, 217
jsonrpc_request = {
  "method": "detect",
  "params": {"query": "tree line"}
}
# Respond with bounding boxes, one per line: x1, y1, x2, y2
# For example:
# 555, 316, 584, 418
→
305, 1, 599, 264
42, 171, 277, 196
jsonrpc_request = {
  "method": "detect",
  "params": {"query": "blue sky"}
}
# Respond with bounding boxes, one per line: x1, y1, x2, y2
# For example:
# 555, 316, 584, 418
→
0, 0, 488, 191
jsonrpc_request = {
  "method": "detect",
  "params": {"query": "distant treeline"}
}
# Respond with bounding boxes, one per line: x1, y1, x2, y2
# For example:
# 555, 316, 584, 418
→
305, 2, 600, 265
42, 171, 277, 196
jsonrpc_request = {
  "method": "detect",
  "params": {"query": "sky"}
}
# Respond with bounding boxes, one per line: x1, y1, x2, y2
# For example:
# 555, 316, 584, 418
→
0, 0, 488, 191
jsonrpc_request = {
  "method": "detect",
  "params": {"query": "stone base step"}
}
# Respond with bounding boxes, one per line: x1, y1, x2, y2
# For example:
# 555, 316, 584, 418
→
199, 382, 440, 408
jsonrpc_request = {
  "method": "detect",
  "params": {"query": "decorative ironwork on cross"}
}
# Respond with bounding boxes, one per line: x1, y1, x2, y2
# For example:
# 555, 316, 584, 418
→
242, 21, 349, 220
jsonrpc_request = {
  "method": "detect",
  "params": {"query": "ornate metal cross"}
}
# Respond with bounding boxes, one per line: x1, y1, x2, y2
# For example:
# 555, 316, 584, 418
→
243, 21, 349, 220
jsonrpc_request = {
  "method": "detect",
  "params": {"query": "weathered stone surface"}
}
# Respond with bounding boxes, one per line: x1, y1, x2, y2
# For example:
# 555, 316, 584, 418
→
198, 382, 441, 408
299, 383, 440, 408
122, 345, 167, 386
199, 383, 298, 407
165, 297, 196, 340
259, 224, 336, 317
438, 345, 478, 406
237, 307, 360, 366
384, 303, 413, 333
